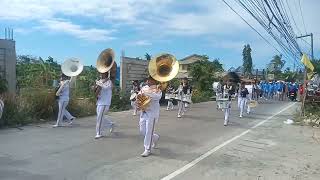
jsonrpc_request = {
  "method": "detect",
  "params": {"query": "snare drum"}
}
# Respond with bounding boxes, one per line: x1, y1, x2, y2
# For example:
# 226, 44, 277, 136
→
216, 98, 230, 109
130, 93, 137, 101
183, 94, 192, 104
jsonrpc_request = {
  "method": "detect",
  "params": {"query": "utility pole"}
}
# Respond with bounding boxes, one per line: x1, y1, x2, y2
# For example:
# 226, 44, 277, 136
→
296, 33, 314, 116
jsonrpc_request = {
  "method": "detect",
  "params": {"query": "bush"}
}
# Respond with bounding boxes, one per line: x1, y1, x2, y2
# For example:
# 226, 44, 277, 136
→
0, 94, 31, 127
110, 88, 131, 112
68, 97, 96, 117
191, 90, 213, 103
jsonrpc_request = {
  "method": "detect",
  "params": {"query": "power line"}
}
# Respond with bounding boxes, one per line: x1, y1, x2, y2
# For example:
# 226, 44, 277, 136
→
220, 0, 283, 55
298, 0, 307, 34
221, 0, 303, 70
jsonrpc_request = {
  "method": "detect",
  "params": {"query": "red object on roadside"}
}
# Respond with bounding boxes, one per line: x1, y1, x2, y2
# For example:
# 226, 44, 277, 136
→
299, 85, 304, 95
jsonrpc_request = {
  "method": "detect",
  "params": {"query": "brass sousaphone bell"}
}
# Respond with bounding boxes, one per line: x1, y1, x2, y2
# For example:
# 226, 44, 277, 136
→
94, 48, 117, 97
136, 53, 180, 111
96, 48, 117, 79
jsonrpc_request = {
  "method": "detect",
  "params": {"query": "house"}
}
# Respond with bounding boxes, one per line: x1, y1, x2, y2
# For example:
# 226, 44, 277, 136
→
176, 54, 205, 79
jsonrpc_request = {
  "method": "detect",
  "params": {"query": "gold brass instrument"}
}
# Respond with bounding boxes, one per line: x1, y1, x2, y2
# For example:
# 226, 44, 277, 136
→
94, 48, 117, 98
248, 100, 258, 108
136, 53, 179, 111
56, 58, 83, 97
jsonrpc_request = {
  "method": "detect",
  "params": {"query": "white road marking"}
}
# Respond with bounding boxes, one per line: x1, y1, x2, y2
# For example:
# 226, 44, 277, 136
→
161, 102, 297, 180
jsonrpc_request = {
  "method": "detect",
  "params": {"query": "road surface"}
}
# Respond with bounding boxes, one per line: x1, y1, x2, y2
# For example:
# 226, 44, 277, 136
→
1, 100, 320, 180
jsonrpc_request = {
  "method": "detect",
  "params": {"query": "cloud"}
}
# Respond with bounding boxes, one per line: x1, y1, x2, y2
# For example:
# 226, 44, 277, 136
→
127, 40, 152, 46
40, 19, 115, 41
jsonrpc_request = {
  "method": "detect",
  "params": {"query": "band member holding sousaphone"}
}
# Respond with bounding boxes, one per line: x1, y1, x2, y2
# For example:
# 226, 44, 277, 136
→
165, 83, 175, 110
136, 53, 179, 157
93, 48, 117, 139
130, 80, 140, 116
53, 58, 83, 127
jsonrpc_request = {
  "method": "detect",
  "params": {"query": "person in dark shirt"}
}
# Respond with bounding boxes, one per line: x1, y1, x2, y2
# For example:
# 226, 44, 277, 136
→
238, 82, 249, 118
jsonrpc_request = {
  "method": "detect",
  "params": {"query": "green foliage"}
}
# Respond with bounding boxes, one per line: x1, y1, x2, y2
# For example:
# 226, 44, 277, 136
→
311, 59, 320, 74
242, 44, 253, 76
17, 55, 61, 88
189, 57, 224, 92
110, 88, 131, 111
267, 55, 286, 79
0, 78, 8, 93
191, 89, 213, 103
145, 53, 152, 61
0, 89, 56, 127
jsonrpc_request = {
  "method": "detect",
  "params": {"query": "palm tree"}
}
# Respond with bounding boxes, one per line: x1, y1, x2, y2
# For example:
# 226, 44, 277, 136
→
145, 53, 152, 61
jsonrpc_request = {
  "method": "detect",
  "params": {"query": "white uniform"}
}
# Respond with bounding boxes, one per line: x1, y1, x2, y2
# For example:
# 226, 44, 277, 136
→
223, 85, 232, 126
130, 85, 139, 115
139, 85, 162, 151
175, 85, 185, 117
239, 88, 250, 117
55, 80, 75, 126
166, 86, 175, 110
96, 79, 114, 136
245, 85, 253, 114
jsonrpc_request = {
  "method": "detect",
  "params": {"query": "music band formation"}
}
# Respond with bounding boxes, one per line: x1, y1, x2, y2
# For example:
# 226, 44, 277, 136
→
53, 48, 297, 158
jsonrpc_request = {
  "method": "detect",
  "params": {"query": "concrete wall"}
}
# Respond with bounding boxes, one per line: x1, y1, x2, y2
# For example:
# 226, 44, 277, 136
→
0, 39, 16, 94
120, 56, 148, 92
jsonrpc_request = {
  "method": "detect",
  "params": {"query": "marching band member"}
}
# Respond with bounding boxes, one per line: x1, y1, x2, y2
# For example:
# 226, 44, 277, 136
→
245, 81, 253, 114
239, 82, 249, 118
166, 83, 175, 110
94, 72, 115, 139
138, 76, 161, 157
175, 81, 185, 118
130, 80, 140, 116
182, 78, 192, 109
53, 74, 75, 127
223, 81, 234, 126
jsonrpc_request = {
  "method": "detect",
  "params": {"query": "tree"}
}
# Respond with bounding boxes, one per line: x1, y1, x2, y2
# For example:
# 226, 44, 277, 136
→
311, 58, 320, 75
16, 55, 61, 88
242, 44, 253, 77
145, 53, 152, 61
189, 56, 224, 92
268, 55, 285, 73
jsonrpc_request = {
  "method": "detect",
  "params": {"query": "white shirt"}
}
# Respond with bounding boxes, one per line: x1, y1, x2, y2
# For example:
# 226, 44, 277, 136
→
96, 79, 112, 106
140, 85, 162, 120
59, 80, 70, 101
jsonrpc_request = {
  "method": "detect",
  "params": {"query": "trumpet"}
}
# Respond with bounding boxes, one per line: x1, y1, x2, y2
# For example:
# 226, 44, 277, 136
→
136, 53, 179, 111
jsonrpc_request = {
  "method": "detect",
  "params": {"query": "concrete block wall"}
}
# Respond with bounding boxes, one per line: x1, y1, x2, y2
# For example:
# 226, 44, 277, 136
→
0, 39, 16, 94
120, 57, 148, 92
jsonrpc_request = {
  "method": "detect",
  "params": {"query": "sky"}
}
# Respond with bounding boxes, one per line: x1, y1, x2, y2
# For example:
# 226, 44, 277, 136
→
0, 0, 319, 70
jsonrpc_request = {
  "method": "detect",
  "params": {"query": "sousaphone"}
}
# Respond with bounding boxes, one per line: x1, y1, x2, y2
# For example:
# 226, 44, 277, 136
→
61, 58, 84, 77
94, 48, 117, 98
96, 48, 117, 80
136, 53, 179, 111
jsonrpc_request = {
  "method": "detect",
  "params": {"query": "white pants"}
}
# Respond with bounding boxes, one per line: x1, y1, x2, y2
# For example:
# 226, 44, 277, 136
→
131, 100, 137, 115
178, 100, 185, 116
56, 100, 74, 125
96, 105, 114, 136
224, 102, 231, 124
167, 100, 174, 109
239, 97, 249, 117
139, 112, 159, 151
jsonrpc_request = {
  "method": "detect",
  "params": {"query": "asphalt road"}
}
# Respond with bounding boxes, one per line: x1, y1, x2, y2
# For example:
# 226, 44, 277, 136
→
1, 100, 316, 180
